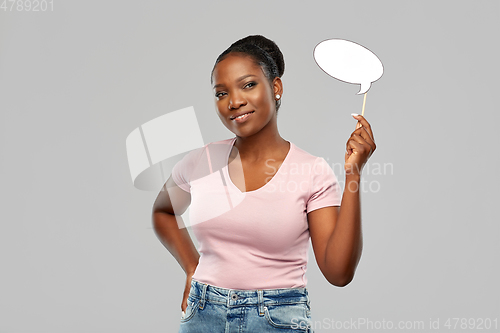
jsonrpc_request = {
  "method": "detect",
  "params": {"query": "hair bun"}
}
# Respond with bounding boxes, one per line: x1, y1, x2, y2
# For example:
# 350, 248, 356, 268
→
230, 35, 285, 77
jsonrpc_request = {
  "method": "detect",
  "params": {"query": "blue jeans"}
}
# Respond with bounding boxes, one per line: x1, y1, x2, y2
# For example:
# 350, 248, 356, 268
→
179, 278, 314, 333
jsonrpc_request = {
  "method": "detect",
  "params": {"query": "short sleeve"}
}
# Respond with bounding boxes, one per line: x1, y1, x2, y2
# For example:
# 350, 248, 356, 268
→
171, 147, 204, 193
306, 157, 342, 214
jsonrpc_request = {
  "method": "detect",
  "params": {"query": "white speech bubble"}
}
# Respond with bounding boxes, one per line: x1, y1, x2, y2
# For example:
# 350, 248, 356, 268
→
314, 39, 383, 94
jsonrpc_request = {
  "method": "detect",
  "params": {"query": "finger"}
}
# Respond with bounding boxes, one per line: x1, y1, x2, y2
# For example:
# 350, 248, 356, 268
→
352, 114, 375, 140
346, 137, 363, 155
346, 135, 364, 150
353, 126, 376, 152
348, 134, 373, 157
353, 115, 374, 140
350, 133, 368, 147
346, 138, 353, 155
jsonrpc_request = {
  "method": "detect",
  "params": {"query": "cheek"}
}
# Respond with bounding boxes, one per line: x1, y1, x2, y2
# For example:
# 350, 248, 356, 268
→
252, 89, 273, 106
215, 100, 226, 113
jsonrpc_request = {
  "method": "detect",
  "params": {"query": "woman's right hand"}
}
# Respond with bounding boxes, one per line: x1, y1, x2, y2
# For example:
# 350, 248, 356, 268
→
181, 273, 194, 313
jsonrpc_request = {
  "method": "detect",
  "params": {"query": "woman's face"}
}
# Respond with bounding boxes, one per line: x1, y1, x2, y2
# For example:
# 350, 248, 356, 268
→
212, 53, 281, 137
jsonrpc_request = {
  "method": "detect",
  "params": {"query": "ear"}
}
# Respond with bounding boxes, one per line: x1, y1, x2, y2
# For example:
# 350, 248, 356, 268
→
272, 77, 283, 97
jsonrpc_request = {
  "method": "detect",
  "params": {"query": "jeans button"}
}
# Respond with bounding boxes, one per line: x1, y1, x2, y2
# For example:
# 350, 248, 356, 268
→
231, 294, 238, 300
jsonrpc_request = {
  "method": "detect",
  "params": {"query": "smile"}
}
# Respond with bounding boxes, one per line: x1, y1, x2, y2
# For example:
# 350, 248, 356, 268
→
231, 111, 255, 123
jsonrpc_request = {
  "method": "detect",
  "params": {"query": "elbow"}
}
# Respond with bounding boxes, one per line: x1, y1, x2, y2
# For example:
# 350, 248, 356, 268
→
326, 271, 355, 287
334, 276, 354, 287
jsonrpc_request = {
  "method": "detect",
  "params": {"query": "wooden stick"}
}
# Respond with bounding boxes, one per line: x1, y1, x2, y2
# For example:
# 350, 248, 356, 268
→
356, 92, 368, 129
361, 92, 367, 116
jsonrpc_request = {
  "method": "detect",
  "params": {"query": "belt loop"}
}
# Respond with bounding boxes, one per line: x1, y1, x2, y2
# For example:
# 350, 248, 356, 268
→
258, 289, 264, 316
199, 283, 208, 309
227, 289, 232, 308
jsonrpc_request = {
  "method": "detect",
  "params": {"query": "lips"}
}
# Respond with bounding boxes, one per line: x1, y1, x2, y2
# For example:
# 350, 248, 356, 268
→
230, 111, 255, 120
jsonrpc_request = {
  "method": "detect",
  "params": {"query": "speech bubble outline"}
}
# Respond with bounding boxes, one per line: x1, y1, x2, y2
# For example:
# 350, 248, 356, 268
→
313, 38, 384, 95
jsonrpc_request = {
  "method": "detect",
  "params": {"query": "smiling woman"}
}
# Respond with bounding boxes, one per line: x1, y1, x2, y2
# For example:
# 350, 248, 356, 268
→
210, 41, 284, 142
152, 35, 376, 333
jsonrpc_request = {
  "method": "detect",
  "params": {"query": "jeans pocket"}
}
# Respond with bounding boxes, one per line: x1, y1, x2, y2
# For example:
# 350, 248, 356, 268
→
180, 297, 200, 323
264, 303, 310, 331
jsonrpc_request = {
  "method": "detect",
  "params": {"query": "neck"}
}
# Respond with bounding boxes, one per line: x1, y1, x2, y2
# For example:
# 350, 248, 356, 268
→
233, 123, 289, 162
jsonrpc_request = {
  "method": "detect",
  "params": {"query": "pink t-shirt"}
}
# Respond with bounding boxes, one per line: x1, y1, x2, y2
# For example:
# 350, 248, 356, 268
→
171, 137, 342, 289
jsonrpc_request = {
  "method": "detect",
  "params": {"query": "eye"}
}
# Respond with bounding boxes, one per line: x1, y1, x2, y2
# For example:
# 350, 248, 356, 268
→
215, 91, 226, 98
244, 82, 256, 89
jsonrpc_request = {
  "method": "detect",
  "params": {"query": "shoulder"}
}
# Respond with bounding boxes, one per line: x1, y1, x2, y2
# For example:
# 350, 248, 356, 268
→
206, 137, 235, 150
172, 137, 235, 186
210, 137, 235, 145
183, 137, 234, 160
178, 137, 235, 171
289, 142, 337, 185
289, 141, 325, 167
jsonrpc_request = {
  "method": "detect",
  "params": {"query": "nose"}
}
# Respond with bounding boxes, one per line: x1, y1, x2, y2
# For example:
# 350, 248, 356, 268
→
228, 91, 246, 110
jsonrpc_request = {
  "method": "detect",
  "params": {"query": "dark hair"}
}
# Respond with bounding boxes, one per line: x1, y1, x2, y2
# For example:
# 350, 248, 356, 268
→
211, 35, 285, 113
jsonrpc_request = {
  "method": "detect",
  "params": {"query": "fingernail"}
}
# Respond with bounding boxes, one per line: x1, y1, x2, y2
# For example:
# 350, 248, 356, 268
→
351, 113, 359, 117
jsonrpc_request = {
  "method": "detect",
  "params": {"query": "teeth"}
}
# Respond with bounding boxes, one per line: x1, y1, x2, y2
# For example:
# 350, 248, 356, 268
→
234, 112, 252, 120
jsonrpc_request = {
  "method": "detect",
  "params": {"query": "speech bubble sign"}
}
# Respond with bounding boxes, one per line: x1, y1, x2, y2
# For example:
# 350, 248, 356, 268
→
314, 39, 383, 94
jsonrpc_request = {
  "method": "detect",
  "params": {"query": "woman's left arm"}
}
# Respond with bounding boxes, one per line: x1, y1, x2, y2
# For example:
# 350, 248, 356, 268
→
308, 114, 376, 287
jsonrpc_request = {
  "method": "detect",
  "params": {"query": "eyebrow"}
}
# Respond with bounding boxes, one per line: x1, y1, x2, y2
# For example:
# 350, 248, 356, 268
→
213, 74, 257, 89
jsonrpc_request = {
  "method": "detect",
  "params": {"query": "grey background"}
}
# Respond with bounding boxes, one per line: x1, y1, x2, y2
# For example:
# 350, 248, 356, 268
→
1, 0, 498, 332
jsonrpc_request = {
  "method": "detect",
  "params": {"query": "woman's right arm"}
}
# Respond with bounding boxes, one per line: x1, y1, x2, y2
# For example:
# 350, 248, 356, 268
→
152, 175, 200, 298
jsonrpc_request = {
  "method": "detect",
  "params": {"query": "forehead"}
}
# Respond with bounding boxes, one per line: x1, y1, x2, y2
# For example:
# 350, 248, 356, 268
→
212, 53, 264, 86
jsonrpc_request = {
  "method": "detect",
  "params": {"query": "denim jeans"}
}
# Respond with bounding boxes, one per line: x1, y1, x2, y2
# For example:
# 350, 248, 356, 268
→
179, 278, 314, 333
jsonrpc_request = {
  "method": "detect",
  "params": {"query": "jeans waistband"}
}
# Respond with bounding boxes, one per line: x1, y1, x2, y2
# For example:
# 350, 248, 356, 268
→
189, 278, 310, 314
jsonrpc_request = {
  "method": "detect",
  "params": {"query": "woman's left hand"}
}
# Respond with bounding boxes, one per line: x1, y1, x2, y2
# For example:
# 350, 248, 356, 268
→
344, 114, 376, 177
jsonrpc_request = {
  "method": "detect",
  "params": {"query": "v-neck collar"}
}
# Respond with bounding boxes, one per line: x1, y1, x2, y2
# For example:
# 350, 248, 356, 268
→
224, 137, 293, 194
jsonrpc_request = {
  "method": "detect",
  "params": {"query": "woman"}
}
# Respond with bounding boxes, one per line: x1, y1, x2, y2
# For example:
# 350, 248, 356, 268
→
152, 35, 376, 333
